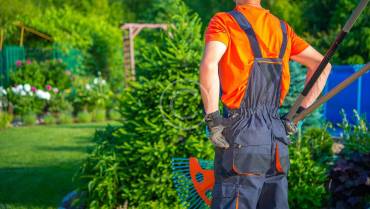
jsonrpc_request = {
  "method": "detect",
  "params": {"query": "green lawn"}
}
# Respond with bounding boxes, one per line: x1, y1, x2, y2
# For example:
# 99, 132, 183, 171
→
0, 123, 116, 209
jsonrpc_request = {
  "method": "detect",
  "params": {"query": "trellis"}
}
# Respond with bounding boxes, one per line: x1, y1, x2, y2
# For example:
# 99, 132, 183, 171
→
121, 23, 168, 86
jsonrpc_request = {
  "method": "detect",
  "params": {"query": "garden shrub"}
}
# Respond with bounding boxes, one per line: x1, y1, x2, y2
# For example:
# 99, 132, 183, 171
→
7, 84, 52, 116
301, 125, 334, 165
43, 114, 56, 125
77, 111, 92, 123
338, 110, 370, 154
76, 1, 213, 208
328, 152, 370, 209
93, 109, 106, 122
0, 112, 13, 129
326, 111, 370, 209
67, 76, 111, 113
107, 109, 121, 121
10, 60, 46, 89
23, 112, 37, 126
58, 112, 74, 124
288, 133, 330, 209
9, 59, 71, 90
48, 92, 73, 114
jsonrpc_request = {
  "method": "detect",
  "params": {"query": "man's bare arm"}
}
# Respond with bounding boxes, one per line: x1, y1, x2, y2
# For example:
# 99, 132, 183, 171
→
291, 46, 332, 108
200, 41, 227, 114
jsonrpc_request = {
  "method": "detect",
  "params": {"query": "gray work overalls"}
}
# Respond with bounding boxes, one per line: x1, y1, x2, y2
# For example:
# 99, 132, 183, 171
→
211, 10, 291, 209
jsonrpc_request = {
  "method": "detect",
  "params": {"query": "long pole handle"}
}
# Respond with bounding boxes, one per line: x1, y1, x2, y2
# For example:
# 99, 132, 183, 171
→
286, 0, 369, 121
293, 63, 370, 124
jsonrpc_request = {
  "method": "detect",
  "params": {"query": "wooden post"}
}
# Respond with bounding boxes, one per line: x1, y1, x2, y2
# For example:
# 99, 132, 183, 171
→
129, 27, 135, 80
20, 26, 25, 46
0, 29, 4, 51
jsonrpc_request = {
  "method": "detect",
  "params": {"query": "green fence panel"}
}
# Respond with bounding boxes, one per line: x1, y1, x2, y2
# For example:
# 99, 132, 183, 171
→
0, 50, 4, 86
52, 48, 83, 73
1, 46, 25, 86
0, 45, 82, 87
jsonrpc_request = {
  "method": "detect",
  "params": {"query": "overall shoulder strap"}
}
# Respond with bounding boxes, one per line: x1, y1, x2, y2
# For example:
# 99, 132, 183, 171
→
229, 10, 263, 58
279, 20, 288, 59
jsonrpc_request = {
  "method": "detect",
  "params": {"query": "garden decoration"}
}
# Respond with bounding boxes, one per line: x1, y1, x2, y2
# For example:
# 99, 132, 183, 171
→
172, 1, 369, 209
285, 0, 369, 125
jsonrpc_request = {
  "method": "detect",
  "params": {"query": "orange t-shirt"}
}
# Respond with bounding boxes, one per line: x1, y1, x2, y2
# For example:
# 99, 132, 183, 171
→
205, 5, 309, 109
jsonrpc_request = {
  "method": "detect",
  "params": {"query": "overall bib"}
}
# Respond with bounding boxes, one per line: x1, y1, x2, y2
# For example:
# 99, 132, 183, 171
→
211, 10, 290, 209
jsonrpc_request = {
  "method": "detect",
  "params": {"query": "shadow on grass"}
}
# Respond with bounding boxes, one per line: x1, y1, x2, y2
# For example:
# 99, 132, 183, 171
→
56, 122, 121, 130
0, 164, 80, 208
34, 145, 93, 153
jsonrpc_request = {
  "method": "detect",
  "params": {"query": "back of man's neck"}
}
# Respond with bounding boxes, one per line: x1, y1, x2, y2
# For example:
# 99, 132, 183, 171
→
237, 1, 262, 8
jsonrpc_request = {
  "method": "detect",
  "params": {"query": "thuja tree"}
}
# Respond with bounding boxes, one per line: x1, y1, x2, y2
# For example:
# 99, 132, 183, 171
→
76, 1, 213, 208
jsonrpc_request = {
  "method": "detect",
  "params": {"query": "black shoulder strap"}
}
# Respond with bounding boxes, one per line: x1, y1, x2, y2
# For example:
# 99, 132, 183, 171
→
279, 20, 288, 59
229, 10, 263, 58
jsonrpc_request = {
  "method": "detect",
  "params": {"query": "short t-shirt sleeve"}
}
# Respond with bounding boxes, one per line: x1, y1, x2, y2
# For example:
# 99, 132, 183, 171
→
286, 23, 309, 57
205, 13, 230, 46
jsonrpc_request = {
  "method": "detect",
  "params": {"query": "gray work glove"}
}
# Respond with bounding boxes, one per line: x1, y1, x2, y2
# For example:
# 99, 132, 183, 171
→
282, 106, 306, 135
205, 111, 230, 149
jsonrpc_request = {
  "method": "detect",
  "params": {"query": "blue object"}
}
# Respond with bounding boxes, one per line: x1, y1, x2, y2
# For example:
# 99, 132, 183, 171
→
323, 65, 369, 125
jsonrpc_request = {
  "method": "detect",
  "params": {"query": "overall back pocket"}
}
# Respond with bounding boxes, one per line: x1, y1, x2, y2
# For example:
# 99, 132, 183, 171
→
232, 127, 272, 175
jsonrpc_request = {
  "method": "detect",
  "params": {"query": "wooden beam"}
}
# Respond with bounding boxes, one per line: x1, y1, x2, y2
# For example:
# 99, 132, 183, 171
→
121, 23, 168, 30
20, 26, 24, 46
132, 27, 143, 38
15, 22, 53, 42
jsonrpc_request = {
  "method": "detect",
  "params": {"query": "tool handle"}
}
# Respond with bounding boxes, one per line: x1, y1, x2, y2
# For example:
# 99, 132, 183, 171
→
286, 0, 369, 121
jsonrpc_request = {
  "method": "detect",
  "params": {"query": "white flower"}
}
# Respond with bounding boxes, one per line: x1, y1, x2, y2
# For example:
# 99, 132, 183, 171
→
101, 79, 106, 85
93, 78, 98, 84
85, 84, 91, 90
12, 85, 23, 94
53, 88, 59, 94
20, 90, 26, 96
16, 85, 23, 92
36, 90, 50, 100
11, 87, 17, 93
44, 92, 51, 100
36, 90, 43, 98
23, 84, 31, 92
0, 87, 6, 96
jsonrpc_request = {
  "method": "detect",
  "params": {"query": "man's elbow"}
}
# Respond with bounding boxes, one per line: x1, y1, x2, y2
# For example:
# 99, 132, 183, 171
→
200, 60, 216, 74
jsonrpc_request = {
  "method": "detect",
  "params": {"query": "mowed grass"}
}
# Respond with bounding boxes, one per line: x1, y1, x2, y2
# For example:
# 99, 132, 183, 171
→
0, 123, 116, 209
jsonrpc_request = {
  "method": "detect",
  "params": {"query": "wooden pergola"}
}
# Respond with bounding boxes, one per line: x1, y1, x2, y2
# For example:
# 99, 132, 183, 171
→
16, 22, 53, 46
0, 22, 52, 51
121, 23, 168, 86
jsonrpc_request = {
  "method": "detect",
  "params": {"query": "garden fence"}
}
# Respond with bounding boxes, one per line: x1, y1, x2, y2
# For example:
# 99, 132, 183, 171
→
0, 45, 82, 87
323, 64, 369, 125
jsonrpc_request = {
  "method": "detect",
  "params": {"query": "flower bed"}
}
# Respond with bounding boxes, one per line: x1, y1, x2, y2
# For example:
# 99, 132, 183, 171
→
0, 59, 120, 129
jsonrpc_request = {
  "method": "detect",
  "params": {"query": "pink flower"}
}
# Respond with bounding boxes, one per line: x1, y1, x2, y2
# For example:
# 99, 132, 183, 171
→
53, 88, 59, 94
31, 86, 37, 92
46, 85, 52, 91
26, 59, 31, 65
16, 60, 22, 67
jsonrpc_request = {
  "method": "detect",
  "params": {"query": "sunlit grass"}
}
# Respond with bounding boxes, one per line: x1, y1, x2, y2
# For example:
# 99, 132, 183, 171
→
0, 122, 118, 209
